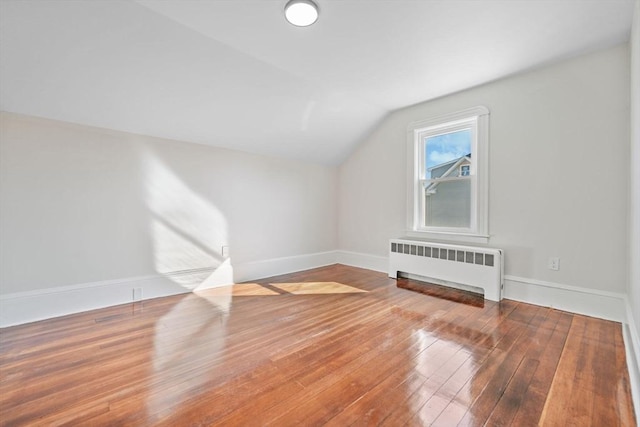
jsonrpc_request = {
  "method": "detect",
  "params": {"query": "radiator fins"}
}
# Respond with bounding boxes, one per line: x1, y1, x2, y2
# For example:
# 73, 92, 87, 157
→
390, 242, 495, 267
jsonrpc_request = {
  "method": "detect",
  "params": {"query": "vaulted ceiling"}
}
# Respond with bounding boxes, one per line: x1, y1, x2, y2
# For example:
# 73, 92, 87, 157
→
0, 0, 634, 164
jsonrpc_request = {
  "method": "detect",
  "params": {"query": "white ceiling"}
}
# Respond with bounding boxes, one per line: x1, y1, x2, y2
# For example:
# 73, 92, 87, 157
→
0, 0, 634, 164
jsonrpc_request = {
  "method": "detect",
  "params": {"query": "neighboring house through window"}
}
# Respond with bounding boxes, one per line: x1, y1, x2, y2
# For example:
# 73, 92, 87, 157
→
406, 106, 490, 243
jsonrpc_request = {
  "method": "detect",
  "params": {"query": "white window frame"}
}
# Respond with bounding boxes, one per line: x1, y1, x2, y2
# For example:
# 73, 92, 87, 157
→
406, 106, 490, 244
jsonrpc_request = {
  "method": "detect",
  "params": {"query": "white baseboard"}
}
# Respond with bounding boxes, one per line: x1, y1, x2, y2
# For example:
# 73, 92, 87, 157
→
233, 251, 338, 283
0, 251, 338, 328
623, 299, 640, 420
0, 272, 195, 328
335, 250, 388, 273
503, 275, 627, 322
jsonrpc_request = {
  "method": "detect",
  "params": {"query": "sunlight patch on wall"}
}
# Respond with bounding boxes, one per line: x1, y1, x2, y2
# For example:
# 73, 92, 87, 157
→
193, 259, 235, 292
141, 146, 233, 289
150, 218, 216, 275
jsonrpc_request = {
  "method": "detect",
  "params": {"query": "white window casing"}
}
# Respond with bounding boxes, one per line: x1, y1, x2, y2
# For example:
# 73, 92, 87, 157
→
406, 106, 490, 244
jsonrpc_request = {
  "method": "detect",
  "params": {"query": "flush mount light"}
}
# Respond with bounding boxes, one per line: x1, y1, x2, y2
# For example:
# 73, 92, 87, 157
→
284, 0, 319, 27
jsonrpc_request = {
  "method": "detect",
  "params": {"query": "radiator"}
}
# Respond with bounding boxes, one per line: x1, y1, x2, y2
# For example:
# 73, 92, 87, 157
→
389, 239, 504, 301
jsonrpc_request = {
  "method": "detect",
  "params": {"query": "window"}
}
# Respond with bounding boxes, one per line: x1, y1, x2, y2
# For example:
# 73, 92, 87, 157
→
406, 106, 489, 243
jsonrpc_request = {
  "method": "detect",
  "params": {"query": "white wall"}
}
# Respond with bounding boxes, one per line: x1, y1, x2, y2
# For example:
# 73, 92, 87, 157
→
0, 112, 337, 298
627, 0, 640, 414
339, 45, 630, 295
630, 0, 640, 351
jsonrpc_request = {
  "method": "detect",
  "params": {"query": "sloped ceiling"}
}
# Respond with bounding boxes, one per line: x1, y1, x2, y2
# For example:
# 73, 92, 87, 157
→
0, 0, 634, 164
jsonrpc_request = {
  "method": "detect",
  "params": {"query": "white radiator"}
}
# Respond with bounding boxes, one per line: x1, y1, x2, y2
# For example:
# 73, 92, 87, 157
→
389, 238, 504, 301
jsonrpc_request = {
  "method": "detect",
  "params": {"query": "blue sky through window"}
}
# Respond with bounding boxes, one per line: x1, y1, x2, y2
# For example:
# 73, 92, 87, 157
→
425, 129, 471, 170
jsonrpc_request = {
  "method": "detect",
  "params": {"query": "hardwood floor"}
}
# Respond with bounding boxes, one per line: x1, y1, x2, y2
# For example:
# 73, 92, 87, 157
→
0, 264, 636, 426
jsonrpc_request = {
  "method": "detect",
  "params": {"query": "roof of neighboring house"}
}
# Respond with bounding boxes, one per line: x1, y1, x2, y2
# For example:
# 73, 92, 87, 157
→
425, 154, 471, 193
428, 154, 471, 176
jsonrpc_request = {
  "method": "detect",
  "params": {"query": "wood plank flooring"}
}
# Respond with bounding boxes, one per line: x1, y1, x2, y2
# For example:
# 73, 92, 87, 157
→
0, 264, 636, 426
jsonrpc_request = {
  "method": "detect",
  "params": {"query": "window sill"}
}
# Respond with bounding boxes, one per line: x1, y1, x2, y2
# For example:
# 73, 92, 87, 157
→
405, 230, 490, 245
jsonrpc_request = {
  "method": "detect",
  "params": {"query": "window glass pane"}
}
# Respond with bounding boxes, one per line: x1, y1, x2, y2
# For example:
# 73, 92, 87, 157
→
424, 179, 471, 227
425, 129, 472, 179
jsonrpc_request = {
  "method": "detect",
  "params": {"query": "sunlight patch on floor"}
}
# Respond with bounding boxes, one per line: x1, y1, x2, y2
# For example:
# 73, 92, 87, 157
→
271, 281, 368, 295
199, 283, 281, 297
196, 281, 368, 297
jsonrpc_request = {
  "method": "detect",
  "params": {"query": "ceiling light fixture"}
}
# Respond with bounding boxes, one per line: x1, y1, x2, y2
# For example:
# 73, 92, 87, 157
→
284, 0, 319, 27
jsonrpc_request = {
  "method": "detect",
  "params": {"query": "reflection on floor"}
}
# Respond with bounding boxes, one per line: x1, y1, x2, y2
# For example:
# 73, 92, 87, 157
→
397, 278, 485, 308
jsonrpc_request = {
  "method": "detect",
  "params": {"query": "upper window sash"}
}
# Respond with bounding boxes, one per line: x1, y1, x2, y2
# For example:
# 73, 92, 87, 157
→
417, 120, 477, 182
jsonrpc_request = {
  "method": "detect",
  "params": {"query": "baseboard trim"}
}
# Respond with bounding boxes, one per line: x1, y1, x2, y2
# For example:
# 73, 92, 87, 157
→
503, 275, 627, 322
233, 251, 338, 283
0, 251, 338, 328
624, 299, 640, 420
335, 250, 388, 273
0, 272, 194, 328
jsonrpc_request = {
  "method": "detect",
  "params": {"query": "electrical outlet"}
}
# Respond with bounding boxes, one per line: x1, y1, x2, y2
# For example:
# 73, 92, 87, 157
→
548, 257, 560, 271
222, 245, 230, 258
